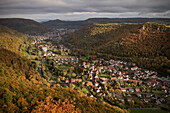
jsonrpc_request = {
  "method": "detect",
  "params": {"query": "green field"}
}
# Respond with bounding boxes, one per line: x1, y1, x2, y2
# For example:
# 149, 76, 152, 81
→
95, 23, 118, 26
152, 90, 164, 95
130, 108, 167, 113
166, 25, 170, 28
99, 74, 110, 77
82, 88, 89, 94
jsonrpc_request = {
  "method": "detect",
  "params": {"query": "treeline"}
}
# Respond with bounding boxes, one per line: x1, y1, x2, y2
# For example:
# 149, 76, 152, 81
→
63, 23, 170, 76
0, 49, 128, 113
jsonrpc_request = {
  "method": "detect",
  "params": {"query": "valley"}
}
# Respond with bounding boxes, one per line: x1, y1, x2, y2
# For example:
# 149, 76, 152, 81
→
0, 18, 169, 113
31, 37, 169, 110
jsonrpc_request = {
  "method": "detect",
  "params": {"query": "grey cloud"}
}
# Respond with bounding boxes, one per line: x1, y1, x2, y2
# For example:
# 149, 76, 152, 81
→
0, 0, 169, 20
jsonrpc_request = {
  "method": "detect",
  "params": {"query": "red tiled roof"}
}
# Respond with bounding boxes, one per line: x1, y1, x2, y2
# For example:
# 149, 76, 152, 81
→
135, 88, 140, 92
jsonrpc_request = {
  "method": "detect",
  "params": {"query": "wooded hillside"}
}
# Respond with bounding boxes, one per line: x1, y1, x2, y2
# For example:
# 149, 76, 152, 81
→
63, 23, 170, 76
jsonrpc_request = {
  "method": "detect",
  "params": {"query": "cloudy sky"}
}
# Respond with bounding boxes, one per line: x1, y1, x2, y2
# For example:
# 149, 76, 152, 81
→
0, 0, 170, 21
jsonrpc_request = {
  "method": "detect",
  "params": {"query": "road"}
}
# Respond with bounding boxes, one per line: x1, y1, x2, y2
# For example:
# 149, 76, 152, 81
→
38, 50, 55, 85
39, 51, 43, 78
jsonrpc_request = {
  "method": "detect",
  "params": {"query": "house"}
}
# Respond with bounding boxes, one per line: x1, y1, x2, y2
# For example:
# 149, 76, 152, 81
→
127, 98, 132, 102
42, 46, 48, 52
89, 74, 93, 80
93, 60, 99, 63
113, 69, 117, 73
95, 82, 99, 87
82, 62, 86, 66
119, 98, 125, 102
94, 76, 99, 80
129, 88, 134, 92
86, 81, 93, 86
96, 89, 100, 93
118, 76, 123, 79
136, 93, 142, 97
142, 26, 145, 30
101, 81, 106, 84
125, 67, 129, 70
96, 70, 99, 75
132, 63, 136, 66
84, 64, 90, 68
111, 77, 117, 81
89, 66, 95, 70
123, 75, 129, 80
100, 77, 108, 81
71, 79, 76, 83
117, 71, 122, 75
109, 92, 115, 97
141, 87, 146, 92
143, 99, 151, 103
98, 67, 103, 73
135, 88, 140, 92
156, 100, 161, 105
99, 93, 106, 96
146, 93, 153, 98
120, 88, 126, 92
65, 80, 69, 83
75, 79, 82, 82
131, 66, 138, 70
90, 95, 94, 97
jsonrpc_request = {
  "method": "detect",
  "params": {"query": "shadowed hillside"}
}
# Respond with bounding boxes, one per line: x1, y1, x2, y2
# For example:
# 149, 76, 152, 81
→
0, 18, 52, 35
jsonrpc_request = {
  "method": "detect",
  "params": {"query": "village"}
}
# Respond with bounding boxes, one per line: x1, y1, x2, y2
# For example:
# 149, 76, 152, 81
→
33, 42, 170, 109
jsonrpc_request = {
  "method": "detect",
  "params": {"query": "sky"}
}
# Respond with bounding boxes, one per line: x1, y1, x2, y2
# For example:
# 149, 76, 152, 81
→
0, 0, 170, 21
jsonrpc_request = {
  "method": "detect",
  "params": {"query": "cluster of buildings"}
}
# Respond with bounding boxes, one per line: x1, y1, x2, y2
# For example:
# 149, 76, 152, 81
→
39, 43, 169, 107
64, 59, 169, 106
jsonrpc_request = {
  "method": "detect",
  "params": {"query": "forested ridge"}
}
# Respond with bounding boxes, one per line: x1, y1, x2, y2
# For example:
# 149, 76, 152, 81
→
0, 18, 52, 35
43, 18, 170, 29
63, 22, 170, 76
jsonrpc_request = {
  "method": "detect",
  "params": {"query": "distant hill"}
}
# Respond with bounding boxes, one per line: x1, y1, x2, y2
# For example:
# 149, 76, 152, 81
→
42, 18, 170, 29
0, 18, 52, 35
63, 22, 170, 76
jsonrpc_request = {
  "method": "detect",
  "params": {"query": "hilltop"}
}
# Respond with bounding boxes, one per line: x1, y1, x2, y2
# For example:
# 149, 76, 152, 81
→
63, 22, 170, 76
0, 18, 52, 35
42, 18, 170, 29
